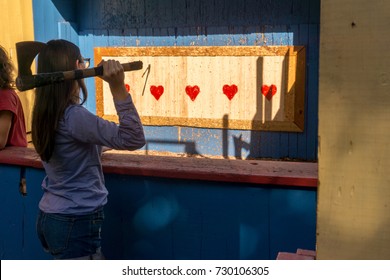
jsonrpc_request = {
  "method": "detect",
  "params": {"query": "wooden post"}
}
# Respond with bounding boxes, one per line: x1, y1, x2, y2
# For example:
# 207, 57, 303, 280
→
318, 0, 390, 259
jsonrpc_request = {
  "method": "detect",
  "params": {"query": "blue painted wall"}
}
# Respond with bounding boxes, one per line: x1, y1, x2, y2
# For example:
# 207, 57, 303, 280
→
32, 0, 320, 160
0, 164, 316, 260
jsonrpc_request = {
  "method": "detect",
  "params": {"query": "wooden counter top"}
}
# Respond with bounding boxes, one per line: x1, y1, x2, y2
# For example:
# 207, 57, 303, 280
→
0, 147, 317, 188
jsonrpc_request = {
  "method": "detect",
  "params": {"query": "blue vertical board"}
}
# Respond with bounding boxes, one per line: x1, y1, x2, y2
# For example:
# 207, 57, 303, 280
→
305, 24, 319, 160
103, 174, 271, 260
79, 31, 97, 113
0, 166, 23, 259
0, 165, 49, 260
21, 168, 50, 260
57, 21, 78, 43
32, 0, 320, 160
269, 187, 317, 259
142, 126, 181, 154
33, 0, 72, 42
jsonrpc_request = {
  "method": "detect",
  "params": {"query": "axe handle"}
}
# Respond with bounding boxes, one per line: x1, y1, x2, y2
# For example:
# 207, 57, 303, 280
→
16, 61, 143, 91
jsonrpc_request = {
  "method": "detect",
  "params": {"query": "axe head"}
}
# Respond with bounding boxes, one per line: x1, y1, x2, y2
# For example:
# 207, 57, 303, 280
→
15, 41, 47, 76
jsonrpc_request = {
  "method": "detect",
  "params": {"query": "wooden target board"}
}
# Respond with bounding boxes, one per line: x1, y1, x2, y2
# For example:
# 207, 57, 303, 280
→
95, 46, 306, 131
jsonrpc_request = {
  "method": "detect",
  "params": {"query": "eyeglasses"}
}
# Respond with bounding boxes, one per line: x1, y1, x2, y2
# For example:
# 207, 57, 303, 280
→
79, 57, 90, 69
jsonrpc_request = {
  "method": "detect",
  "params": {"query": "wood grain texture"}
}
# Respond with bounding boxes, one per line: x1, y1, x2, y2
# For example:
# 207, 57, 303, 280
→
317, 0, 390, 259
95, 46, 306, 132
0, 147, 318, 188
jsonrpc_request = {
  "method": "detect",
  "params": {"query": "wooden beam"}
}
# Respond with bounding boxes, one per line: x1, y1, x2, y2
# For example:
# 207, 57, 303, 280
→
0, 147, 317, 188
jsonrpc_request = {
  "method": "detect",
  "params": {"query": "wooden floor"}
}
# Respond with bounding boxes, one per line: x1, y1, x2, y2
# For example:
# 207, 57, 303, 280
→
277, 249, 316, 260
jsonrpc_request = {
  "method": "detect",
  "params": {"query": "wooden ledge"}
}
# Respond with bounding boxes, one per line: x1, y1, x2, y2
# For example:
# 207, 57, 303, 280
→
0, 147, 318, 188
0, 146, 43, 169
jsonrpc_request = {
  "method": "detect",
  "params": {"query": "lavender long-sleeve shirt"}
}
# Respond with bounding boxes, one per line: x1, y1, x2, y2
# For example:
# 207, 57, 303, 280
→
39, 95, 145, 215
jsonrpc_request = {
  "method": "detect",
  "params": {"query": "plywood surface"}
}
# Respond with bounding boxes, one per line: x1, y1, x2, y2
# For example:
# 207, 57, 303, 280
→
95, 46, 306, 131
317, 0, 390, 259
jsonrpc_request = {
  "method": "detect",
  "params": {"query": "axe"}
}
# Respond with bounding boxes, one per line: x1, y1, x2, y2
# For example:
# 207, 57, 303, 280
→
15, 41, 143, 91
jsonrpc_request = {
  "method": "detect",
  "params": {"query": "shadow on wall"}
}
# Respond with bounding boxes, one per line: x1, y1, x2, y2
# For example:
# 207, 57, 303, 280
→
45, 0, 319, 160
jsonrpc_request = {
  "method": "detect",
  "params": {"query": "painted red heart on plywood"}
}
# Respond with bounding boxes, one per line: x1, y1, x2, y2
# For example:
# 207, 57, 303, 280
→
261, 85, 269, 96
222, 84, 238, 100
125, 84, 130, 92
185, 85, 200, 101
270, 84, 277, 96
261, 84, 277, 100
150, 85, 164, 100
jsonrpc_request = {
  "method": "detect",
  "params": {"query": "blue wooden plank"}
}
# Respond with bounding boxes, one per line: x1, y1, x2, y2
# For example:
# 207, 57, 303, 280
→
52, 0, 77, 22
153, 28, 177, 46
269, 187, 317, 259
0, 165, 23, 259
206, 26, 230, 46
123, 28, 141, 46
45, 0, 64, 41
305, 24, 319, 160
178, 127, 222, 157
21, 168, 51, 260
103, 175, 270, 259
229, 130, 252, 159
77, 0, 102, 30
142, 126, 181, 154
137, 27, 155, 46
0, 165, 48, 260
171, 0, 186, 27
93, 28, 109, 47
279, 133, 290, 159
78, 32, 97, 113
144, 0, 159, 27
57, 21, 78, 43
108, 29, 126, 46
309, 0, 321, 24
32, 0, 45, 41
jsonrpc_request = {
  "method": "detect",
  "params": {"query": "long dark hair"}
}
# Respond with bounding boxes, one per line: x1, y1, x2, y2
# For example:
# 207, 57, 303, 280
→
32, 39, 88, 162
0, 45, 15, 89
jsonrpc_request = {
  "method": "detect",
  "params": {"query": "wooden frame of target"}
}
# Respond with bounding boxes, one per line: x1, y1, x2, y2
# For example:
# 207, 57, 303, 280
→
95, 46, 306, 132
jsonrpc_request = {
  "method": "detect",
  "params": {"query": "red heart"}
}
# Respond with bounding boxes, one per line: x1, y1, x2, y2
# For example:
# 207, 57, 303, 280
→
185, 85, 200, 101
125, 84, 130, 92
261, 84, 277, 100
150, 85, 164, 100
270, 84, 277, 95
261, 85, 269, 96
222, 84, 238, 100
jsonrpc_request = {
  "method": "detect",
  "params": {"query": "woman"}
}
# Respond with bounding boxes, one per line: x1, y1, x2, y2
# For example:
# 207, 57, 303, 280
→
32, 39, 145, 259
0, 45, 27, 149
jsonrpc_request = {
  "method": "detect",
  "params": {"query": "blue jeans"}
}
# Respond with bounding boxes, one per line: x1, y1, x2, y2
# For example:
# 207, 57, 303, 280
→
36, 208, 104, 259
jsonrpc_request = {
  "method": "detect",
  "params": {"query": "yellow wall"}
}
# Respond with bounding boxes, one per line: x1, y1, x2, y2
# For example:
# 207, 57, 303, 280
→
0, 0, 35, 138
318, 0, 390, 259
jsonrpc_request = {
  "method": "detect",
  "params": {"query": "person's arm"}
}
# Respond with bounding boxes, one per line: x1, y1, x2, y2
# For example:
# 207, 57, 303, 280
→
66, 98, 145, 150
66, 59, 145, 150
0, 110, 13, 149
99, 59, 129, 102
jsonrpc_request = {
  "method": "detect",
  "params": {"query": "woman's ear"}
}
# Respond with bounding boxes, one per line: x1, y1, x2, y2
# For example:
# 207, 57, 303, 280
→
76, 59, 81, 69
